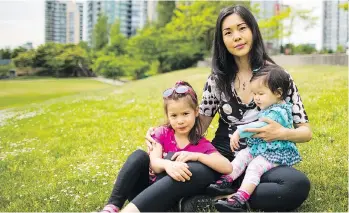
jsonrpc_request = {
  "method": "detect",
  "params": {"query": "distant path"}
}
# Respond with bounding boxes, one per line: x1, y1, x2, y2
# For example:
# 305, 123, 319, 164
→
92, 76, 125, 86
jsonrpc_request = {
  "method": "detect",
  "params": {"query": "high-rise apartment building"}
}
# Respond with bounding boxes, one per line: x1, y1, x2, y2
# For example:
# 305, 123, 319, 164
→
147, 0, 158, 23
45, 0, 83, 44
86, 0, 148, 45
323, 0, 349, 51
251, 0, 281, 55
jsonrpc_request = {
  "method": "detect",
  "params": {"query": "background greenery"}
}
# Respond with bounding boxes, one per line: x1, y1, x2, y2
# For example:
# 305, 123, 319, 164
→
0, 65, 347, 212
1, 1, 331, 80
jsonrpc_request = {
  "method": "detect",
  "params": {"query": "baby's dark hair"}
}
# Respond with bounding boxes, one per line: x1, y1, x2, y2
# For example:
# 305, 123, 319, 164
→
250, 64, 290, 100
163, 81, 203, 145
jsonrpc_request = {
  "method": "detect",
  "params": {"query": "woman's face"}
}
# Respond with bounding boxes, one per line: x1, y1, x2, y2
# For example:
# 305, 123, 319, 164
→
221, 14, 253, 58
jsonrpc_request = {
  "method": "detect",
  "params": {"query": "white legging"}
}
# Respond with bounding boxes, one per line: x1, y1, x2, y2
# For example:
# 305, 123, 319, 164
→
230, 147, 277, 186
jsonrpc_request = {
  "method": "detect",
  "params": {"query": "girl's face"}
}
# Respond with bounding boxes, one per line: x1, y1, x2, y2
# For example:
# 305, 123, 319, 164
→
166, 98, 198, 136
251, 77, 282, 110
222, 14, 253, 58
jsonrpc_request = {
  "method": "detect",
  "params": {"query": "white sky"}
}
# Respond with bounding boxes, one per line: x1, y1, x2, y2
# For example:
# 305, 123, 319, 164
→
0, 0, 323, 49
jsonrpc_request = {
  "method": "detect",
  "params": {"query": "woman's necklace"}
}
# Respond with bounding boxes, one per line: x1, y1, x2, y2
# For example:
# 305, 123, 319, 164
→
242, 82, 246, 91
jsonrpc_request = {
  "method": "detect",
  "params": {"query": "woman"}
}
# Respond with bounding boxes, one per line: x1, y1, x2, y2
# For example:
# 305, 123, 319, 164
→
147, 5, 311, 212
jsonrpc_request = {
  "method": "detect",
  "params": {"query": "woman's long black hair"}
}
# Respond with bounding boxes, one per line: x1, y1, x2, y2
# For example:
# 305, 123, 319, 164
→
212, 5, 275, 100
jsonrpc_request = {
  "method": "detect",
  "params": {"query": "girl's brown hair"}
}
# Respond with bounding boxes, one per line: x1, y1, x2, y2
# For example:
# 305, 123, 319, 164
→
163, 81, 203, 145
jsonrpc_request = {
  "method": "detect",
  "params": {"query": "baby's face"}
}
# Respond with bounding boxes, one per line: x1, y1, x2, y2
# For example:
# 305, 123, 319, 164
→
250, 78, 281, 110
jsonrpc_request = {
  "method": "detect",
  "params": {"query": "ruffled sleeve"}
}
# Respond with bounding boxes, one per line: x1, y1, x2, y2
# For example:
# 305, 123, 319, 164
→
199, 74, 220, 117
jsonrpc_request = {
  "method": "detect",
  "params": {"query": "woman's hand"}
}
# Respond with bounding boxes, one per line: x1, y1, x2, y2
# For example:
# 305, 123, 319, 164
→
171, 151, 200, 163
145, 127, 156, 152
164, 161, 192, 182
229, 131, 240, 151
244, 118, 286, 142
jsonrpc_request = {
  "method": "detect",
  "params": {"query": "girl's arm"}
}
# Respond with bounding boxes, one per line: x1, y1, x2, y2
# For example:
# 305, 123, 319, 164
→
172, 151, 232, 175
197, 152, 233, 175
148, 142, 170, 173
149, 143, 192, 182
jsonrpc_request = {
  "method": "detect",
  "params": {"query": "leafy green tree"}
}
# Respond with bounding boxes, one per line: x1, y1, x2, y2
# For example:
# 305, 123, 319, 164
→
105, 20, 127, 56
0, 48, 12, 59
13, 50, 35, 68
336, 45, 345, 53
156, 1, 176, 27
11, 47, 27, 59
33, 43, 64, 72
339, 2, 348, 11
92, 14, 109, 51
294, 44, 317, 54
54, 45, 91, 77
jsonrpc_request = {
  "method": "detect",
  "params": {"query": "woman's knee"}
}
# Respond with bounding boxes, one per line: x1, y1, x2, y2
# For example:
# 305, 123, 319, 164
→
250, 166, 310, 211
126, 149, 150, 167
261, 166, 310, 188
187, 162, 220, 182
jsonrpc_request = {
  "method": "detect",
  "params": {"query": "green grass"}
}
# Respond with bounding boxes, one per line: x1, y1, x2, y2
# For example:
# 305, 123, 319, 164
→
0, 65, 347, 212
0, 78, 114, 109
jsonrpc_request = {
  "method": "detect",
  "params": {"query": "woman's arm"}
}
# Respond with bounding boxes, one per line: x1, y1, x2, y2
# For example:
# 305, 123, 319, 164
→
199, 114, 214, 133
245, 117, 312, 143
172, 151, 232, 175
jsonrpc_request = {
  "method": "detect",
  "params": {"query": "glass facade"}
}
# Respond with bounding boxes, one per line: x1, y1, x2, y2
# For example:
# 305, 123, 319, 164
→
45, 0, 83, 44
323, 0, 349, 51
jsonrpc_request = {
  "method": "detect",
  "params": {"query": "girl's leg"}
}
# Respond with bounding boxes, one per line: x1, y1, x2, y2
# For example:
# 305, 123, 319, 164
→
104, 149, 150, 210
239, 155, 276, 194
249, 166, 310, 211
206, 148, 254, 196
215, 156, 276, 212
126, 161, 220, 212
230, 147, 254, 181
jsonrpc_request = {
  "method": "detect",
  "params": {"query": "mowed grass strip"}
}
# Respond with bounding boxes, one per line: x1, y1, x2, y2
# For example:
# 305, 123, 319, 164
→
0, 78, 114, 109
0, 65, 347, 212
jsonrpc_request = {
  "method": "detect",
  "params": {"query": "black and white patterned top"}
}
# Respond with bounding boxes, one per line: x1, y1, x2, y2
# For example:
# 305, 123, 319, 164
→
199, 71, 309, 160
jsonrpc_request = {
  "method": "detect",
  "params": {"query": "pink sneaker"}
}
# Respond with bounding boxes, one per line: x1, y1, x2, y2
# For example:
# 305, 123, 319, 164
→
100, 204, 119, 213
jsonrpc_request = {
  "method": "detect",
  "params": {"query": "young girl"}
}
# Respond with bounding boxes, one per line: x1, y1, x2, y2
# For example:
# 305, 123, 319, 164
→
101, 81, 232, 213
213, 64, 302, 212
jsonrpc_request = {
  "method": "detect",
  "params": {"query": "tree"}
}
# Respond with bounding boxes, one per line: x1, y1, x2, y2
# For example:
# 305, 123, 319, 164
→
54, 45, 92, 77
156, 1, 176, 27
293, 44, 316, 54
257, 5, 318, 41
92, 14, 109, 51
105, 20, 127, 56
339, 2, 348, 11
11, 47, 27, 59
13, 50, 35, 68
33, 43, 64, 71
336, 45, 345, 53
168, 1, 248, 52
0, 48, 12, 59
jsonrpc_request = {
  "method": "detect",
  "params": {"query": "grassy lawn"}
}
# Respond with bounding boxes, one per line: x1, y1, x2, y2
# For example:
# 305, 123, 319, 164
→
0, 65, 347, 212
0, 77, 114, 109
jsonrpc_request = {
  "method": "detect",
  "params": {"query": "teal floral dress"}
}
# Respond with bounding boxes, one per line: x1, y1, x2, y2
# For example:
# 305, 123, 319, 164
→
237, 103, 301, 166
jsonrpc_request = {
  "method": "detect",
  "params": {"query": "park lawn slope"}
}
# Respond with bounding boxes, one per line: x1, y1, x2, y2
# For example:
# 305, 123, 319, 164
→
0, 65, 347, 212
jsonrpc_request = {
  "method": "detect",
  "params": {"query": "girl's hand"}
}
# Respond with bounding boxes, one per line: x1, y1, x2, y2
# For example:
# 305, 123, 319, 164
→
171, 151, 200, 163
229, 131, 240, 151
145, 127, 156, 152
164, 161, 192, 182
245, 118, 285, 142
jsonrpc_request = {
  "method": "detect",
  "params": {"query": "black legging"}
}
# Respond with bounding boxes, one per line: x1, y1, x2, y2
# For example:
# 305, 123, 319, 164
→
107, 149, 220, 212
213, 136, 311, 211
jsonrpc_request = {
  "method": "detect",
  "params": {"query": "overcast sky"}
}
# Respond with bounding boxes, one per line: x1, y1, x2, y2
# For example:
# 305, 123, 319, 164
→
0, 0, 323, 49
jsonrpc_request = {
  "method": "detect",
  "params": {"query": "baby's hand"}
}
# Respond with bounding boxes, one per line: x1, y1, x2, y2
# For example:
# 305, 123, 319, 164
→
229, 131, 240, 151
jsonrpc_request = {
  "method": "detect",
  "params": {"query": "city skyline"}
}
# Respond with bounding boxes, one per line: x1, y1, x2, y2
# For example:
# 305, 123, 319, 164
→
0, 0, 324, 50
